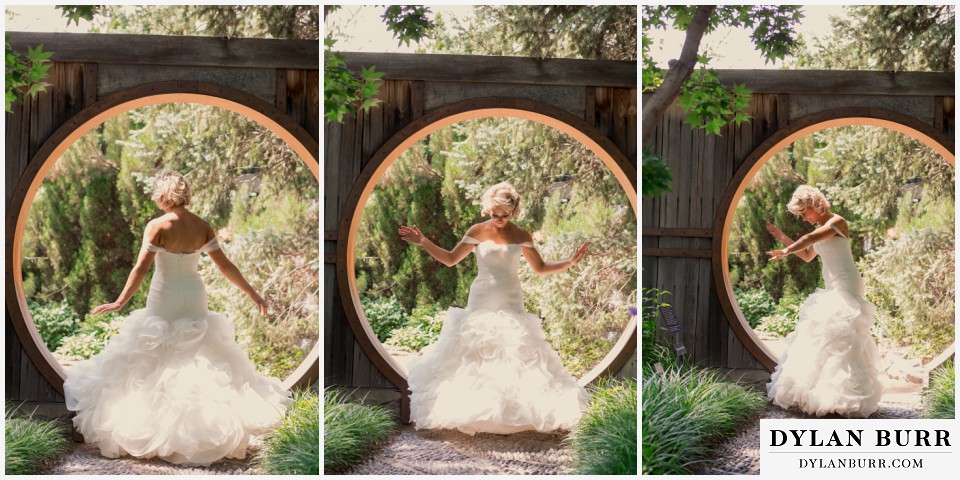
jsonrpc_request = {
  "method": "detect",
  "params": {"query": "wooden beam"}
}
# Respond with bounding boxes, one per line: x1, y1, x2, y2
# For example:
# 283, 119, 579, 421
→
643, 227, 713, 238
643, 247, 712, 258
652, 69, 953, 96
342, 52, 636, 88
324, 253, 336, 264
324, 230, 338, 241
6, 32, 319, 70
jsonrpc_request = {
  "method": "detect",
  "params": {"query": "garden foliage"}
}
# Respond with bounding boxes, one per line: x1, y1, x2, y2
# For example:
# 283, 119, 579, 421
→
5, 402, 69, 475
323, 389, 397, 473
921, 359, 955, 419
256, 389, 320, 475
568, 377, 637, 475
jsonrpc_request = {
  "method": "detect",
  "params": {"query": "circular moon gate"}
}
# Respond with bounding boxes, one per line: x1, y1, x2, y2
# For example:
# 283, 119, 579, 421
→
337, 97, 638, 398
7, 81, 320, 394
713, 108, 956, 372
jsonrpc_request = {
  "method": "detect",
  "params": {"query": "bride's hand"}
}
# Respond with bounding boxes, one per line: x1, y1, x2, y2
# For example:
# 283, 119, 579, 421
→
249, 292, 269, 315
766, 249, 788, 262
570, 241, 590, 265
91, 302, 123, 316
765, 222, 783, 237
399, 225, 424, 245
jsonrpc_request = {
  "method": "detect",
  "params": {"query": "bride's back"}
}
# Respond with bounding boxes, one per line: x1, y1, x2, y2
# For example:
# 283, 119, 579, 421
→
152, 208, 212, 254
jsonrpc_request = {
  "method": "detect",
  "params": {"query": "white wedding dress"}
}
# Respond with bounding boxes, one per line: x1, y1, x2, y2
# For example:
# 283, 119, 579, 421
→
63, 237, 291, 466
766, 225, 883, 417
406, 235, 588, 435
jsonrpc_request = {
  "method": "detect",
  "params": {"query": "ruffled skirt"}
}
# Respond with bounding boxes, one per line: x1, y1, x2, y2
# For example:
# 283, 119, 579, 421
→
63, 308, 291, 466
407, 306, 588, 435
766, 287, 883, 418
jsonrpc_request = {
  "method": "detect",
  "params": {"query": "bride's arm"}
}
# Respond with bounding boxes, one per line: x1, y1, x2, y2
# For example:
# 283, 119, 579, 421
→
522, 240, 590, 276
90, 223, 159, 315
399, 225, 475, 267
207, 248, 268, 315
767, 224, 838, 262
765, 222, 816, 262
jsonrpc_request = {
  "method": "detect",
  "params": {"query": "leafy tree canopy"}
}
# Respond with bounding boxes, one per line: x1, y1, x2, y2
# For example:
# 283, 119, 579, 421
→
791, 5, 955, 72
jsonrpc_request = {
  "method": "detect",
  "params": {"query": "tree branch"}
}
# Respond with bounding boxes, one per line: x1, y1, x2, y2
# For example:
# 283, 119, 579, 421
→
641, 5, 715, 149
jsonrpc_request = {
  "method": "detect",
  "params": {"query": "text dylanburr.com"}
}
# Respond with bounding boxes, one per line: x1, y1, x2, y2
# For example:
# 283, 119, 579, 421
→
760, 419, 957, 477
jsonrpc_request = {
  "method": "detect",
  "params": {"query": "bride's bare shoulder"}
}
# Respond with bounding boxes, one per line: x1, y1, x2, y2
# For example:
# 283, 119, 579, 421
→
827, 215, 850, 236
512, 225, 534, 244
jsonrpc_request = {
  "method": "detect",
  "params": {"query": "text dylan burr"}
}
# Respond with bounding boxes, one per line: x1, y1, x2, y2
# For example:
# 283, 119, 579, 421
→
770, 429, 951, 447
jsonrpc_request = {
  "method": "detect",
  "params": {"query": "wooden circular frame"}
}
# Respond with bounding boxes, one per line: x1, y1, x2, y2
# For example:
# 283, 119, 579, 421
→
713, 107, 956, 372
6, 81, 320, 395
336, 97, 638, 395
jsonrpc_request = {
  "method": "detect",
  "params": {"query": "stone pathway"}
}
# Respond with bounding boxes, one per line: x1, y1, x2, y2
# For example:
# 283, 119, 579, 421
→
690, 400, 922, 475
41, 436, 266, 475
344, 425, 574, 475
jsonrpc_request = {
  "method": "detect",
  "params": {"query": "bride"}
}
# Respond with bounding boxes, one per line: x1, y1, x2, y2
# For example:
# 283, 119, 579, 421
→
398, 181, 590, 435
765, 185, 883, 417
63, 170, 291, 466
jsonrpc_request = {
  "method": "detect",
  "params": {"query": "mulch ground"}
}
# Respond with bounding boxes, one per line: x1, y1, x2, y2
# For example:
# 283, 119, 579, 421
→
41, 436, 266, 475
341, 425, 575, 475
689, 400, 922, 475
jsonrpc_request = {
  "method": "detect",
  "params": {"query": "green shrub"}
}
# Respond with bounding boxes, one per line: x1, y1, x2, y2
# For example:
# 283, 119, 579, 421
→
360, 296, 407, 342
552, 334, 612, 379
756, 294, 803, 337
642, 367, 766, 474
734, 288, 776, 328
29, 300, 79, 351
641, 287, 680, 374
256, 389, 319, 475
54, 312, 125, 360
385, 306, 445, 352
860, 228, 954, 361
5, 402, 69, 474
324, 388, 397, 473
921, 360, 955, 419
568, 377, 637, 474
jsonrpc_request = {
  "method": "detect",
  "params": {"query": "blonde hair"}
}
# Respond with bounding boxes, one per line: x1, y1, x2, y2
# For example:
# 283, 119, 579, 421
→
787, 185, 830, 216
152, 170, 191, 209
480, 182, 521, 217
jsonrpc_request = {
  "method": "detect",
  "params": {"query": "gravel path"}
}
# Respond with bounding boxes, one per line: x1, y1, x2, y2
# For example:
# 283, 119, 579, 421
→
343, 425, 574, 475
41, 436, 267, 475
690, 400, 922, 475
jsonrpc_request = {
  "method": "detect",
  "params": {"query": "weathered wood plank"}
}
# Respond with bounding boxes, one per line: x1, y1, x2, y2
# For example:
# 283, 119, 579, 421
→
643, 248, 712, 258
789, 94, 935, 126
643, 228, 713, 238
6, 313, 22, 400
275, 69, 288, 114
424, 82, 584, 118
344, 52, 636, 87
710, 69, 953, 96
280, 69, 319, 142
944, 96, 955, 138
97, 64, 276, 105
82, 63, 98, 107
776, 93, 790, 130
585, 86, 596, 126
412, 80, 425, 119
627, 88, 638, 165
7, 32, 319, 70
